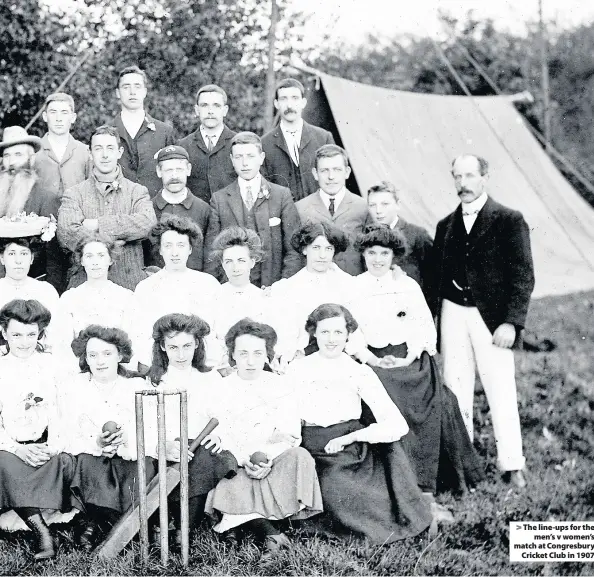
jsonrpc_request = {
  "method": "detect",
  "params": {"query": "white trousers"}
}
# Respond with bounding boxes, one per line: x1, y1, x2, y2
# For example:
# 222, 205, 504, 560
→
441, 299, 525, 471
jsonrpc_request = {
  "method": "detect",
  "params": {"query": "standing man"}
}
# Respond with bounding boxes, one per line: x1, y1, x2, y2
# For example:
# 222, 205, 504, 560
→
204, 131, 301, 287
295, 144, 371, 276
262, 78, 334, 201
147, 145, 210, 271
431, 154, 534, 488
114, 65, 176, 197
35, 92, 92, 199
367, 180, 433, 295
177, 84, 237, 204
58, 125, 157, 290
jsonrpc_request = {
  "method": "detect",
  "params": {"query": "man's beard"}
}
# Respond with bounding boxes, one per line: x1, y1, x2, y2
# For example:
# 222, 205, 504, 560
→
0, 168, 37, 217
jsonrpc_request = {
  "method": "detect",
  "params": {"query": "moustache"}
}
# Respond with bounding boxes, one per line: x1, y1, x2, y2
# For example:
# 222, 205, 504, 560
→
458, 188, 472, 195
166, 180, 183, 185
284, 108, 296, 114
1, 166, 34, 178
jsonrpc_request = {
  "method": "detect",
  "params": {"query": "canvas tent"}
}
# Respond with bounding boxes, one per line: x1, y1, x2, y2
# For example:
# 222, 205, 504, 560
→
303, 73, 594, 298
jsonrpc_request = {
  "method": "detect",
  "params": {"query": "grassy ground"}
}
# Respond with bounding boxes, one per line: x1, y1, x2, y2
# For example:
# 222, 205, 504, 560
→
1, 290, 593, 576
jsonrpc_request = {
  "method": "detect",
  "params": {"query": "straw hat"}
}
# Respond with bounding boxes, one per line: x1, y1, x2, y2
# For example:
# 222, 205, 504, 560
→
0, 126, 42, 152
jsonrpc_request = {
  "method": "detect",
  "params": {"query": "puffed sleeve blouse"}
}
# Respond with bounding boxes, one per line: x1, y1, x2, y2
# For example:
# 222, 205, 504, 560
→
287, 352, 409, 443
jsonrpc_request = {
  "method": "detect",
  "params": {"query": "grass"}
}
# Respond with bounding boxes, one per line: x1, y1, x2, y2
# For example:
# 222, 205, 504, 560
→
1, 290, 593, 576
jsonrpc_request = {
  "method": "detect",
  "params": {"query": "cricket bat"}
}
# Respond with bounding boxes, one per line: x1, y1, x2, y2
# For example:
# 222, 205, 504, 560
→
95, 418, 219, 559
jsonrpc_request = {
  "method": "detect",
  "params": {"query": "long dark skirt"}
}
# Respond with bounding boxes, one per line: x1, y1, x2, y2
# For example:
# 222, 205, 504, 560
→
367, 344, 484, 493
0, 450, 78, 511
300, 420, 432, 544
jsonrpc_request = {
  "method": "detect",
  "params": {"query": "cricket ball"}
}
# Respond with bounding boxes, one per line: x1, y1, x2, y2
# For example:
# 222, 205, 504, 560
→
102, 421, 119, 434
249, 451, 268, 466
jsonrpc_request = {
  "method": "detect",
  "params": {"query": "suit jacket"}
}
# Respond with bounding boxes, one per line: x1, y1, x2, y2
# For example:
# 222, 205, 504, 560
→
393, 218, 433, 297
177, 125, 237, 204
114, 113, 177, 198
295, 190, 372, 276
261, 121, 334, 201
430, 197, 535, 349
204, 177, 302, 287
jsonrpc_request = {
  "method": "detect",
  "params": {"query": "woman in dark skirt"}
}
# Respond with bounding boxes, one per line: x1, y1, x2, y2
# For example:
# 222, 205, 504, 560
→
0, 299, 77, 560
57, 325, 158, 550
348, 226, 484, 515
289, 303, 433, 544
145, 313, 237, 540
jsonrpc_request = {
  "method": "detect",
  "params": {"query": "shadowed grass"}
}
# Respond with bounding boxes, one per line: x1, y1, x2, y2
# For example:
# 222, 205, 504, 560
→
1, 291, 593, 575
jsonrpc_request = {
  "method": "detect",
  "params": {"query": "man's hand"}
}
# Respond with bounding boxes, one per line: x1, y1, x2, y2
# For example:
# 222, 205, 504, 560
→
200, 434, 222, 454
492, 323, 516, 349
97, 428, 124, 458
270, 355, 290, 375
165, 440, 194, 463
82, 218, 99, 231
14, 443, 51, 467
218, 366, 234, 378
324, 434, 353, 454
269, 429, 299, 446
244, 460, 272, 480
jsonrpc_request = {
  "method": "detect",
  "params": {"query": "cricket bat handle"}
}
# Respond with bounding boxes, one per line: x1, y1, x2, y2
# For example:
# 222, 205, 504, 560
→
188, 418, 219, 453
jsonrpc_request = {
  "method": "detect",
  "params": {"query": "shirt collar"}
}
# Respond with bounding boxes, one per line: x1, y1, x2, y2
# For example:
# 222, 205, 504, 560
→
280, 119, 303, 138
389, 216, 399, 228
461, 192, 488, 215
318, 187, 346, 209
238, 173, 262, 194
200, 124, 225, 140
158, 188, 192, 208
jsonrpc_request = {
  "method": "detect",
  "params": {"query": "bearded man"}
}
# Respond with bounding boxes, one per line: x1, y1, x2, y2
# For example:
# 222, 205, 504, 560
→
0, 127, 62, 291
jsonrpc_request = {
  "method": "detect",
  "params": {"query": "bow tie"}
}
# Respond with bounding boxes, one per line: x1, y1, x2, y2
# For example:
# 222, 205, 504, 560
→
462, 208, 481, 216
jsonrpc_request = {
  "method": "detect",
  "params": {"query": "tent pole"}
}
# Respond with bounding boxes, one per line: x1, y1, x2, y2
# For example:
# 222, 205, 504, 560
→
539, 0, 552, 152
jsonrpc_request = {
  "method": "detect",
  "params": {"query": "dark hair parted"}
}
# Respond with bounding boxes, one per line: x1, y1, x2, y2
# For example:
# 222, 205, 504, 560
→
196, 84, 228, 105
71, 325, 134, 376
91, 125, 121, 148
230, 131, 262, 152
117, 65, 148, 88
314, 144, 349, 169
209, 226, 264, 265
451, 154, 489, 176
0, 299, 52, 353
367, 180, 401, 202
274, 78, 305, 99
150, 214, 203, 250
305, 303, 358, 339
290, 220, 349, 254
149, 313, 211, 386
354, 224, 408, 260
224, 318, 277, 367
72, 230, 119, 268
0, 236, 41, 255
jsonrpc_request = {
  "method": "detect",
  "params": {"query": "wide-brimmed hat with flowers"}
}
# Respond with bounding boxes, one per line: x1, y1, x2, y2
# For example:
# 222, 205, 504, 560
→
0, 126, 42, 152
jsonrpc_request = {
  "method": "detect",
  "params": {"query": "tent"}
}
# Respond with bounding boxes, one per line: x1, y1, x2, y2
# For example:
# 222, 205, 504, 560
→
304, 73, 594, 298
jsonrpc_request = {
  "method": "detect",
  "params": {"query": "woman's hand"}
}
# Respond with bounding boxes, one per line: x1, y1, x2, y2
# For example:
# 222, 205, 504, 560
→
218, 366, 234, 378
200, 434, 222, 454
269, 429, 300, 446
269, 355, 289, 375
165, 440, 194, 463
244, 460, 272, 480
14, 443, 51, 467
324, 434, 354, 454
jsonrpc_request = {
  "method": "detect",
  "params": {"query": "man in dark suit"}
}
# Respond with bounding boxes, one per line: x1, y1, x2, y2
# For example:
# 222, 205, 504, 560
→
147, 145, 210, 271
261, 78, 334, 201
431, 154, 535, 488
113, 66, 177, 198
177, 84, 237, 204
295, 144, 372, 275
204, 132, 301, 287
367, 180, 433, 296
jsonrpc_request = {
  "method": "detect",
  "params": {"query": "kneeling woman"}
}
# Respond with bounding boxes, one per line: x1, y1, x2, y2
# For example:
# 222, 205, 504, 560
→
146, 313, 237, 535
205, 319, 322, 556
57, 325, 157, 550
290, 304, 433, 543
0, 299, 76, 560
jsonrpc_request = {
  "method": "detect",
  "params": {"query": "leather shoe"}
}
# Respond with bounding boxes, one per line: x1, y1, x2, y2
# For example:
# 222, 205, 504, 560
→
431, 502, 455, 524
77, 521, 100, 552
14, 508, 55, 561
261, 533, 290, 561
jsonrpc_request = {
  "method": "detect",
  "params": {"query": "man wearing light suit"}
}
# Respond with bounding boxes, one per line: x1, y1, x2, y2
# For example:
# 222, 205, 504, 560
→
295, 145, 372, 276
262, 78, 334, 201
430, 154, 535, 489
204, 132, 301, 287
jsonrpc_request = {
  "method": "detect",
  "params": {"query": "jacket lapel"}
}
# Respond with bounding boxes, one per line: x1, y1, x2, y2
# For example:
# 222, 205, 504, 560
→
333, 191, 354, 220
310, 191, 330, 218
134, 113, 156, 140
468, 196, 498, 251
226, 181, 245, 224
211, 126, 232, 155
273, 127, 290, 157
299, 122, 313, 152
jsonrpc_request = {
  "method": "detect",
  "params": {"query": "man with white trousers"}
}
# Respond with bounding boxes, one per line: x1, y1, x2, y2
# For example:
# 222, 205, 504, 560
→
430, 154, 535, 488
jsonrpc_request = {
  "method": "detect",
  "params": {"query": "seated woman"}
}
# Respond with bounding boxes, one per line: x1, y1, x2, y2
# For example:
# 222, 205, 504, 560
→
131, 214, 220, 370
0, 236, 62, 350
208, 227, 288, 370
55, 325, 157, 551
0, 299, 77, 560
205, 319, 322, 558
59, 231, 134, 342
348, 226, 484, 508
289, 303, 433, 544
145, 313, 237, 538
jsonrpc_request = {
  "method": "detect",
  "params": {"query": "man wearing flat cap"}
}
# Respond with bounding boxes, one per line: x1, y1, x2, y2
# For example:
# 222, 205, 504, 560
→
0, 126, 62, 291
146, 145, 210, 271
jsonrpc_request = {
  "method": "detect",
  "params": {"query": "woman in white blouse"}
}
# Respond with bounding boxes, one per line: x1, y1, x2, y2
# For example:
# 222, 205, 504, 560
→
348, 226, 484, 512
0, 299, 76, 561
145, 313, 237, 539
56, 325, 157, 551
59, 232, 134, 344
205, 318, 322, 559
289, 303, 433, 543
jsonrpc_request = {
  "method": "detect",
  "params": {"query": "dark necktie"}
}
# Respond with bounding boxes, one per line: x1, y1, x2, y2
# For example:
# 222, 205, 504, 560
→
329, 198, 335, 217
206, 135, 214, 152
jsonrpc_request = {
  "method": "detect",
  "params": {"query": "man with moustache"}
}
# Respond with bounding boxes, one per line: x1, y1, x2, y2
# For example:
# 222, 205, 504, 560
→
0, 126, 62, 291
147, 145, 210, 270
430, 154, 534, 489
367, 180, 433, 296
114, 66, 177, 197
262, 78, 335, 201
178, 84, 237, 204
